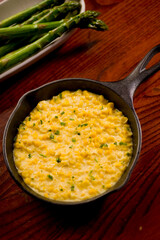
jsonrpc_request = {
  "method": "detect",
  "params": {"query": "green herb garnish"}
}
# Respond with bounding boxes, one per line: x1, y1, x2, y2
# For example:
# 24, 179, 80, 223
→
114, 142, 117, 145
69, 145, 73, 149
126, 152, 131, 156
48, 129, 52, 132
48, 174, 53, 180
55, 115, 58, 118
60, 111, 65, 115
94, 158, 98, 163
71, 185, 75, 191
28, 153, 32, 158
40, 154, 47, 158
89, 170, 95, 180
59, 93, 62, 99
28, 117, 31, 121
70, 118, 74, 121
50, 133, 54, 139
56, 157, 61, 163
55, 130, 60, 135
40, 120, 43, 124
33, 123, 35, 127
119, 142, 127, 145
72, 138, 76, 143
60, 122, 66, 126
60, 188, 63, 191
100, 143, 108, 148
101, 106, 104, 110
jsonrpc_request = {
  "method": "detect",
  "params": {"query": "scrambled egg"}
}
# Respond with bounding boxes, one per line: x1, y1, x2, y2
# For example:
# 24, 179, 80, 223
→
14, 90, 133, 201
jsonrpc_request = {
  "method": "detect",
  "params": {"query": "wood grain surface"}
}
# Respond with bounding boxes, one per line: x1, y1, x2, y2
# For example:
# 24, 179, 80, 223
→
0, 0, 160, 239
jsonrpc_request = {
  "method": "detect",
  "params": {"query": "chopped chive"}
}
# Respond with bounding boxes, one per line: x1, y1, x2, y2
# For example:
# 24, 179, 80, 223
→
40, 120, 43, 124
114, 142, 117, 145
33, 123, 35, 127
55, 115, 58, 118
73, 110, 76, 113
48, 129, 52, 132
37, 108, 42, 113
50, 133, 54, 139
69, 145, 73, 149
40, 154, 47, 158
60, 111, 65, 115
101, 106, 104, 110
72, 138, 76, 143
102, 185, 105, 189
82, 123, 88, 127
71, 185, 75, 191
56, 157, 61, 163
70, 118, 74, 121
13, 136, 17, 142
31, 178, 34, 180
119, 142, 127, 145
100, 143, 108, 148
28, 153, 32, 158
28, 117, 31, 121
127, 152, 131, 156
59, 93, 62, 99
75, 131, 80, 135
72, 176, 75, 179
60, 122, 66, 126
55, 130, 60, 135
94, 158, 98, 163
60, 188, 63, 191
89, 170, 95, 180
48, 174, 53, 180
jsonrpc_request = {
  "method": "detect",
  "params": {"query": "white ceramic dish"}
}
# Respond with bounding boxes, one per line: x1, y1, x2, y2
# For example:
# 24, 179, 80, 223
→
0, 0, 85, 82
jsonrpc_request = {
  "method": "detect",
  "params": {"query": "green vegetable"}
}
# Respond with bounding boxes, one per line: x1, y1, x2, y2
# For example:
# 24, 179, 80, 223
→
0, 0, 64, 27
55, 115, 58, 118
48, 174, 53, 180
69, 145, 73, 148
0, 11, 107, 73
59, 93, 62, 99
60, 111, 65, 115
72, 138, 76, 142
35, 1, 81, 24
40, 120, 43, 124
114, 142, 117, 145
28, 153, 32, 158
22, 9, 51, 25
0, 21, 66, 39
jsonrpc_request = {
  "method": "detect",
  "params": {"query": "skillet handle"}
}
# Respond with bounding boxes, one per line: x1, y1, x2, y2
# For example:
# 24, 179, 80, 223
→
103, 44, 160, 107
125, 44, 160, 94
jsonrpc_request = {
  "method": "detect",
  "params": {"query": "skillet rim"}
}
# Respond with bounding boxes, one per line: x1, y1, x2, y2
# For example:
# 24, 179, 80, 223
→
3, 78, 142, 205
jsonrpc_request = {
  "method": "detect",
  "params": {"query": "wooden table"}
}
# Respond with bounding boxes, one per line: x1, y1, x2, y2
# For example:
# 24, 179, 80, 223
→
0, 0, 160, 239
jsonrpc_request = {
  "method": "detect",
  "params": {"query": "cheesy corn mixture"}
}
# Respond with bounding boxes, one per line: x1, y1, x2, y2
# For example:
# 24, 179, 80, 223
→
14, 90, 133, 201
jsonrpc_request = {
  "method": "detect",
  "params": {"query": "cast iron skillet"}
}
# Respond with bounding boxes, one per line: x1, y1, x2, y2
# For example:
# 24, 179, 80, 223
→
3, 44, 160, 205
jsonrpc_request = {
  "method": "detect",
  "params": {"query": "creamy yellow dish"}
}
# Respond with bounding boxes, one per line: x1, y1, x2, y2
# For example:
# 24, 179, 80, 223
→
14, 90, 133, 201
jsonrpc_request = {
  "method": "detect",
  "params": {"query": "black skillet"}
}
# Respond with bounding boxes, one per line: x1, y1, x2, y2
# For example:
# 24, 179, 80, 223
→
3, 44, 160, 205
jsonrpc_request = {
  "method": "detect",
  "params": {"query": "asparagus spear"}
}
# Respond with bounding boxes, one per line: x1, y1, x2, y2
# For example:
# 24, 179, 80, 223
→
0, 21, 66, 39
0, 0, 64, 27
35, 1, 81, 24
21, 9, 51, 25
0, 11, 99, 73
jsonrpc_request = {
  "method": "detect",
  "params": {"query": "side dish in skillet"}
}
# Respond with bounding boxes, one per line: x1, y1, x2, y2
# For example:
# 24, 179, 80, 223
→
13, 90, 133, 201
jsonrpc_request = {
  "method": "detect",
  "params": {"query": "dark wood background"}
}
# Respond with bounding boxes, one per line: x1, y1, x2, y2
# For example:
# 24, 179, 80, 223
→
0, 0, 160, 239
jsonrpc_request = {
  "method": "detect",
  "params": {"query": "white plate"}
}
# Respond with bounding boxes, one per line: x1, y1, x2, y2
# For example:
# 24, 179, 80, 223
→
0, 0, 85, 82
